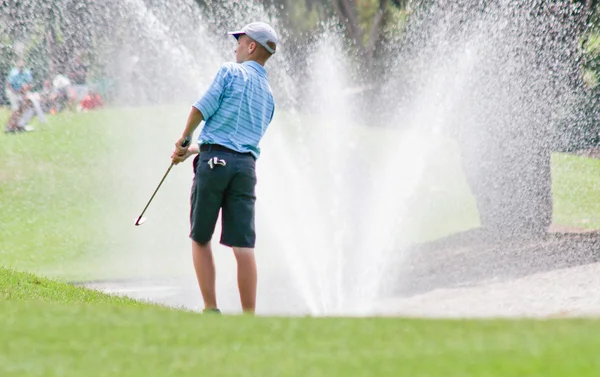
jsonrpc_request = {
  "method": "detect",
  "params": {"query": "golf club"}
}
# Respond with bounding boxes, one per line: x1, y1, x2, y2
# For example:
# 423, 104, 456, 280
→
134, 136, 191, 226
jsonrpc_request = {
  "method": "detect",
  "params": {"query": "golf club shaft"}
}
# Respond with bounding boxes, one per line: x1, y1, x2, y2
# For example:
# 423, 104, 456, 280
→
135, 136, 190, 224
136, 162, 174, 223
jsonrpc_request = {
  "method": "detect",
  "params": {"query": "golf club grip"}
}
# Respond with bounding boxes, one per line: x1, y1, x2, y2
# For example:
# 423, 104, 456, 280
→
182, 136, 191, 148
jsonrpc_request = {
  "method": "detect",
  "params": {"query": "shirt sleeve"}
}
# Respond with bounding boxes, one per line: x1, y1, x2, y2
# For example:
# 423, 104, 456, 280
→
193, 64, 231, 120
268, 104, 275, 124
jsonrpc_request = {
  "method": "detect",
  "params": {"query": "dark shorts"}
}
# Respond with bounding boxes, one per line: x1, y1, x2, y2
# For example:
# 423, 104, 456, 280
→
190, 145, 257, 248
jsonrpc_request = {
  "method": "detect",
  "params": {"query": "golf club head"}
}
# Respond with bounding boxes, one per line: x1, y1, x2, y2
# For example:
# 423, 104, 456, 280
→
135, 216, 147, 226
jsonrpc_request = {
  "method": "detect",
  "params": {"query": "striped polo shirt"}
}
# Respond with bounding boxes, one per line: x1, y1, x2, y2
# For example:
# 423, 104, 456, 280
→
193, 61, 275, 158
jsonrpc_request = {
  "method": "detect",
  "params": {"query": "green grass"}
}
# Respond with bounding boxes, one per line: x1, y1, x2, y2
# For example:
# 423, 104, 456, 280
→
1, 269, 600, 376
0, 110, 112, 271
0, 267, 144, 305
552, 153, 600, 228
0, 106, 191, 278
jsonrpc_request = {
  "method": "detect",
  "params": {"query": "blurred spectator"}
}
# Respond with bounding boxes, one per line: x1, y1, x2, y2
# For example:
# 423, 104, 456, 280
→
52, 73, 72, 111
17, 92, 46, 131
78, 91, 104, 111
40, 75, 71, 114
4, 60, 48, 133
4, 60, 34, 132
5, 60, 32, 111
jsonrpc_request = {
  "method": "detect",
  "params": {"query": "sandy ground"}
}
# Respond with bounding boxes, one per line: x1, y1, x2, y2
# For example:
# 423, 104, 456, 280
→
86, 261, 600, 318
372, 262, 600, 318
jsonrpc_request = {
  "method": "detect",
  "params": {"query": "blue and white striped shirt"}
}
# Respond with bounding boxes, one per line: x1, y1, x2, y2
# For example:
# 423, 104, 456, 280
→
193, 61, 275, 158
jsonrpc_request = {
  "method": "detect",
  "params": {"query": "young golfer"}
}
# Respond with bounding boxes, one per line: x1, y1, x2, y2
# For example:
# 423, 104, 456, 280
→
171, 22, 277, 314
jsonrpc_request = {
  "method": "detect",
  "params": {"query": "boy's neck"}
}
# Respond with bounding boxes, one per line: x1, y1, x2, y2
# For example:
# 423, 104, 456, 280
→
243, 58, 266, 67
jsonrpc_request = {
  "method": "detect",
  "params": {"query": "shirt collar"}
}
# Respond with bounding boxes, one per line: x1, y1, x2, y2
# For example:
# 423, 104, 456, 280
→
242, 60, 267, 76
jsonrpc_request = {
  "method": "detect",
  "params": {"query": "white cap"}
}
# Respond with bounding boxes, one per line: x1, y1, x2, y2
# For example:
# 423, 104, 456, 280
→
228, 22, 278, 54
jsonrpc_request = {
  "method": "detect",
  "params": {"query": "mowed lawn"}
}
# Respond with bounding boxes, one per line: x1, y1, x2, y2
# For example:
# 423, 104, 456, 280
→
0, 106, 193, 278
553, 153, 600, 227
0, 110, 113, 271
2, 268, 600, 376
2, 107, 600, 376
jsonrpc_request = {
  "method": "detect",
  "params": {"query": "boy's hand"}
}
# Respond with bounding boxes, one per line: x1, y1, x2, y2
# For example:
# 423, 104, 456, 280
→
174, 136, 190, 155
172, 142, 198, 165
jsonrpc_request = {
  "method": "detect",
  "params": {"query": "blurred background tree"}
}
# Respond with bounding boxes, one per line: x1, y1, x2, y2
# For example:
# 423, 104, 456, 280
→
192, 0, 409, 80
0, 0, 115, 101
2, 0, 600, 108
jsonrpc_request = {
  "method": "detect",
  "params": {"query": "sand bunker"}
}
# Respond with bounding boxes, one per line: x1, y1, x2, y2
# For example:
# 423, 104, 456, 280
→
374, 262, 600, 318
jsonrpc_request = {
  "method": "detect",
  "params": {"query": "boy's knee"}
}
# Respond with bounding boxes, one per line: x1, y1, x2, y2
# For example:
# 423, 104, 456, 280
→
233, 247, 255, 259
192, 239, 212, 249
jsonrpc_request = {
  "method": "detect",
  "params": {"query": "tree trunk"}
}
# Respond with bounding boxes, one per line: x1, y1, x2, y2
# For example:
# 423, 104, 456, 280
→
456, 0, 592, 237
332, 0, 366, 55
332, 0, 392, 73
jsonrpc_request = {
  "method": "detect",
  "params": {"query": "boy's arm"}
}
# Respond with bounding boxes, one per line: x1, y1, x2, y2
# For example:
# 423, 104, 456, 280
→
172, 64, 231, 164
180, 106, 204, 141
191, 64, 230, 123
173, 107, 204, 163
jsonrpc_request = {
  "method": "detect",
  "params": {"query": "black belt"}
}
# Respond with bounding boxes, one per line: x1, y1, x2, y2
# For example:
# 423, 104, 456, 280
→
200, 144, 254, 157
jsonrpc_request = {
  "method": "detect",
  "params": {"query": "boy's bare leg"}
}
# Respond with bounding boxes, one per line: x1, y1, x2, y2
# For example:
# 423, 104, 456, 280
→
232, 247, 257, 313
192, 240, 218, 310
